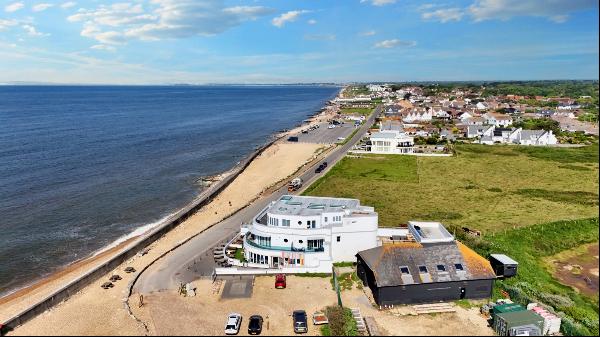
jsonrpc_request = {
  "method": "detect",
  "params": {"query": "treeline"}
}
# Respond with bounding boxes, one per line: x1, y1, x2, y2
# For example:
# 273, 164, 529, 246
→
481, 81, 599, 98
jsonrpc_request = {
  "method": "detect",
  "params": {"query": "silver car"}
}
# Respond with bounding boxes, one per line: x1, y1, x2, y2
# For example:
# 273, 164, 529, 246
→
225, 313, 242, 335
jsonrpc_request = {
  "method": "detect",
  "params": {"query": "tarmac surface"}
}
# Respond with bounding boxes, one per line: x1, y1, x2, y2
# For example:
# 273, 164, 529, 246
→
134, 106, 381, 294
291, 121, 358, 144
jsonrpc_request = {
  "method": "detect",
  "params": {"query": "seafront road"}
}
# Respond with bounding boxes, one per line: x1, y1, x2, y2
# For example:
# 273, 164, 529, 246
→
134, 105, 382, 294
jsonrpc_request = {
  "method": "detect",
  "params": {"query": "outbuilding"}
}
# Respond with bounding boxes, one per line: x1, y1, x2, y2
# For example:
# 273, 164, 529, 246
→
489, 254, 518, 278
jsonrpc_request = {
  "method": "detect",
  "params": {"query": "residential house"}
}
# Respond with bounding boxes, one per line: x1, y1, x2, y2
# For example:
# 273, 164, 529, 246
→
483, 112, 513, 127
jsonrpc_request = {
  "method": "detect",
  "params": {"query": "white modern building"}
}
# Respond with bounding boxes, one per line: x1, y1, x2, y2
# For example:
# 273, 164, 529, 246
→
369, 121, 414, 155
242, 195, 380, 270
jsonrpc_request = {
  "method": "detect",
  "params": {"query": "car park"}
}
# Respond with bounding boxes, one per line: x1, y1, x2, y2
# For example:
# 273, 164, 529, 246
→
225, 313, 242, 335
247, 315, 263, 335
293, 310, 308, 334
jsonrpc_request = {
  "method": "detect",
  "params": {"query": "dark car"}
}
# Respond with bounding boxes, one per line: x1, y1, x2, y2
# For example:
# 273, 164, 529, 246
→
293, 310, 308, 334
101, 282, 114, 289
109, 274, 122, 282
248, 315, 263, 335
288, 136, 299, 142
315, 165, 324, 174
322, 162, 328, 168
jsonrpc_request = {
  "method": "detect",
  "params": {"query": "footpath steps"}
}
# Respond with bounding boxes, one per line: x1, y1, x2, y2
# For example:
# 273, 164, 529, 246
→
351, 308, 368, 335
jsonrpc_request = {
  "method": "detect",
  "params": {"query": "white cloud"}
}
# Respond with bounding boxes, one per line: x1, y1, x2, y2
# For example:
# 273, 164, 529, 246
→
304, 34, 336, 41
272, 10, 310, 28
90, 44, 116, 51
5, 2, 24, 13
421, 8, 464, 23
359, 30, 376, 37
421, 0, 598, 23
360, 0, 397, 6
0, 19, 18, 30
468, 0, 597, 22
70, 0, 273, 44
22, 24, 48, 37
374, 39, 416, 48
307, 19, 317, 25
33, 3, 54, 12
61, 2, 77, 9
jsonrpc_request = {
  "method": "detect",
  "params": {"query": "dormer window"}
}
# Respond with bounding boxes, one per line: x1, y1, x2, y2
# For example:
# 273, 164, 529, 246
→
437, 265, 446, 272
455, 263, 464, 271
418, 265, 428, 273
400, 266, 410, 275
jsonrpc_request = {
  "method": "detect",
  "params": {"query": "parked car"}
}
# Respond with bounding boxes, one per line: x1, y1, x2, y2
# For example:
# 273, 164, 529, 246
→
124, 267, 136, 273
293, 310, 308, 334
109, 274, 122, 282
315, 165, 324, 174
301, 129, 309, 134
225, 313, 242, 335
328, 125, 335, 129
288, 136, 299, 142
247, 315, 263, 335
275, 274, 286, 289
101, 282, 114, 289
322, 162, 328, 168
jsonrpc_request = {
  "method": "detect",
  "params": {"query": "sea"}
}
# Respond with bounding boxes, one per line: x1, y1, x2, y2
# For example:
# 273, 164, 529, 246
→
0, 85, 339, 296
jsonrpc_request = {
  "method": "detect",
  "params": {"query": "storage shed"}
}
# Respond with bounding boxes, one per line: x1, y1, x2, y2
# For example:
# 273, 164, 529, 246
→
494, 310, 544, 336
489, 254, 518, 278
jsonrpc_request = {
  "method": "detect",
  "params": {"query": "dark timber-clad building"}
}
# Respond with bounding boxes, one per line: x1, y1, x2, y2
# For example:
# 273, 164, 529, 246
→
356, 221, 496, 307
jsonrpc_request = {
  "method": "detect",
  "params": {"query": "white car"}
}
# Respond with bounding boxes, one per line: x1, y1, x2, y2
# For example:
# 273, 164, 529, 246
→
225, 313, 242, 335
328, 125, 336, 129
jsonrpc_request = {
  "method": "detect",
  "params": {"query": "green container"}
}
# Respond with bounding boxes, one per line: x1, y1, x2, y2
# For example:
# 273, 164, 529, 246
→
493, 303, 525, 316
494, 311, 544, 336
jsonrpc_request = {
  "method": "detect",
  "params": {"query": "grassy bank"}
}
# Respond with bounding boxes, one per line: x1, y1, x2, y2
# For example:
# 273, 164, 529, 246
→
304, 144, 599, 232
456, 218, 599, 336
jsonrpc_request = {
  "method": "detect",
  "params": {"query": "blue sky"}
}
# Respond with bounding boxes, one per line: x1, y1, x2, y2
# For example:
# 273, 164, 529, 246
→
0, 0, 598, 84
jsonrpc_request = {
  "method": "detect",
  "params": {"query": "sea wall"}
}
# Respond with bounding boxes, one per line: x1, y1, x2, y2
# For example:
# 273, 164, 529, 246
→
1, 136, 281, 331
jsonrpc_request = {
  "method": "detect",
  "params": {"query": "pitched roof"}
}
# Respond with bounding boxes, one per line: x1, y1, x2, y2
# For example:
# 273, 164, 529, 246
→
357, 241, 496, 287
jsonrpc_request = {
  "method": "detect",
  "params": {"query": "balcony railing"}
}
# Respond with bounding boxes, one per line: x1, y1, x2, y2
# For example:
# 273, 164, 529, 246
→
244, 235, 325, 253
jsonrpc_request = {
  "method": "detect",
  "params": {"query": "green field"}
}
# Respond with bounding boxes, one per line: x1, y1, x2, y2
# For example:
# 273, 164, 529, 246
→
339, 107, 373, 116
304, 144, 599, 233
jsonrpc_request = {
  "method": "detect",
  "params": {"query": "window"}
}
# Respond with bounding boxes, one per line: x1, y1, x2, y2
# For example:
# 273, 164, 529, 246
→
284, 239, 288, 243
299, 240, 303, 244
306, 220, 316, 229
324, 217, 328, 222
400, 266, 410, 275
333, 216, 342, 222
336, 236, 341, 242
418, 265, 428, 273
436, 264, 446, 272
455, 263, 464, 271
282, 219, 290, 227
298, 221, 302, 225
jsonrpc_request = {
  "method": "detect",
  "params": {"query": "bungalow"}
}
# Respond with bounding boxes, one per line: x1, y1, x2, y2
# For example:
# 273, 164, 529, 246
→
467, 125, 494, 139
483, 112, 513, 127
515, 129, 558, 146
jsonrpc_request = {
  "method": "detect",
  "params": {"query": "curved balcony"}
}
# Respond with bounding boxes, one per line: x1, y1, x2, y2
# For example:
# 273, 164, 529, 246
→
244, 233, 325, 253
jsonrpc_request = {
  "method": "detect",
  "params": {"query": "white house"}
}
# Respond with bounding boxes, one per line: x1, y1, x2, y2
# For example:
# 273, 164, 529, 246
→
242, 195, 397, 271
476, 102, 489, 110
403, 108, 433, 123
467, 125, 494, 139
515, 129, 558, 146
369, 122, 414, 155
483, 112, 513, 127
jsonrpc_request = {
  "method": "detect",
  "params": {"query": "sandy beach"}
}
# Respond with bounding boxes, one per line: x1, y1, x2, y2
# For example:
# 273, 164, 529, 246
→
2, 120, 334, 335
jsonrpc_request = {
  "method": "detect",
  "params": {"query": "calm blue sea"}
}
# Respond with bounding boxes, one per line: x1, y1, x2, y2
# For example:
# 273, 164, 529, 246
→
0, 85, 338, 295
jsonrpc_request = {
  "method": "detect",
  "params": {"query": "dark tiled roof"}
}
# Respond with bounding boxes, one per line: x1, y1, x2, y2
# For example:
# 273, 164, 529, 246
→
357, 241, 495, 287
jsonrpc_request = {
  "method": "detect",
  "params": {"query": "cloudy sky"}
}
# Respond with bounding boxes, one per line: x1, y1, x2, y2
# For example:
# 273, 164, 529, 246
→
0, 0, 598, 84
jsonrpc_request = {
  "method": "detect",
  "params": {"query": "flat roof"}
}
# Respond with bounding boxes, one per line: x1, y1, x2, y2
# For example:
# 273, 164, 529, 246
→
408, 221, 455, 243
490, 254, 519, 265
267, 195, 374, 217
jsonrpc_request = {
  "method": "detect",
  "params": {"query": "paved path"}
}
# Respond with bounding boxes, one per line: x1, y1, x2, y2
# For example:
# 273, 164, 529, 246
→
134, 106, 381, 294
